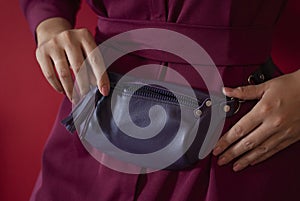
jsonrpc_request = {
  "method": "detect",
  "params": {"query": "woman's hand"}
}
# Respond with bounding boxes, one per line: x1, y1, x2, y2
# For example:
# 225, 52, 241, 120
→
35, 17, 109, 103
213, 69, 300, 171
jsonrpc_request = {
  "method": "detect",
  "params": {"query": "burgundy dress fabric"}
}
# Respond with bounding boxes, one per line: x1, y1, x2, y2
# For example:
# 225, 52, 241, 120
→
20, 0, 300, 201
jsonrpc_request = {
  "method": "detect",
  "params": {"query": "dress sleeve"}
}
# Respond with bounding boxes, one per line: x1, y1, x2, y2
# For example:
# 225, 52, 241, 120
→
19, 0, 81, 36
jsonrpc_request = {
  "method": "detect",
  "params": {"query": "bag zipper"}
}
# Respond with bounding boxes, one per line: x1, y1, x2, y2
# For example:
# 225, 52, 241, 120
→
114, 83, 202, 108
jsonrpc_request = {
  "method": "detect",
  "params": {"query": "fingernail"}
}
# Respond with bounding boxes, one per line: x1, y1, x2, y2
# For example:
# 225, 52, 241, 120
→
213, 146, 222, 156
222, 87, 233, 95
100, 85, 110, 96
233, 163, 244, 172
250, 160, 258, 166
218, 156, 227, 166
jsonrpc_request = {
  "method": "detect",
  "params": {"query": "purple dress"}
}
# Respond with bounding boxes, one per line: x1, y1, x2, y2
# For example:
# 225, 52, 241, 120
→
20, 0, 300, 200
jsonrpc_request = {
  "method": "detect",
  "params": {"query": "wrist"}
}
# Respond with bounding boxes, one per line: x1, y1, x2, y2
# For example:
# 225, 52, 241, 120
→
36, 17, 72, 46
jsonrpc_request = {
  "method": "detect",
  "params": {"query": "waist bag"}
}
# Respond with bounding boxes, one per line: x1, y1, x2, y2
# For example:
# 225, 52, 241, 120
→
62, 58, 282, 170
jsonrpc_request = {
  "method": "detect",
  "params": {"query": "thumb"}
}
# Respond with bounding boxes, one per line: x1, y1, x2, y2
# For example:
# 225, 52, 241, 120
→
223, 84, 265, 100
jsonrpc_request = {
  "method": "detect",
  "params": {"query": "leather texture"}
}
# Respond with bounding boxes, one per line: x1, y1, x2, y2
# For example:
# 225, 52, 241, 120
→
61, 58, 282, 170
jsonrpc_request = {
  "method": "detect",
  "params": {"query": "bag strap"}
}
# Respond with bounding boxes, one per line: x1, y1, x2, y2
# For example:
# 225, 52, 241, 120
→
248, 57, 283, 85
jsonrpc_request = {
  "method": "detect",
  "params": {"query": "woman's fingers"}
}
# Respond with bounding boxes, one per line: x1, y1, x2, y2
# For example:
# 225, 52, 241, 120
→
80, 29, 110, 96
216, 120, 276, 166
35, 27, 110, 102
87, 63, 97, 86
232, 130, 296, 171
36, 49, 63, 93
222, 84, 266, 100
50, 49, 76, 102
213, 106, 262, 156
214, 71, 300, 172
65, 43, 90, 96
250, 139, 294, 166
212, 84, 267, 157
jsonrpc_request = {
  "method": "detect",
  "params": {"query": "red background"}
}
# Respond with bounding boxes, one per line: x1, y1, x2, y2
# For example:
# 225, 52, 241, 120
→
0, 1, 299, 201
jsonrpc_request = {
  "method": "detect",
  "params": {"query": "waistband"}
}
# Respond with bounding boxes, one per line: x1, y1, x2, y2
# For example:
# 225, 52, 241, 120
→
95, 16, 275, 66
